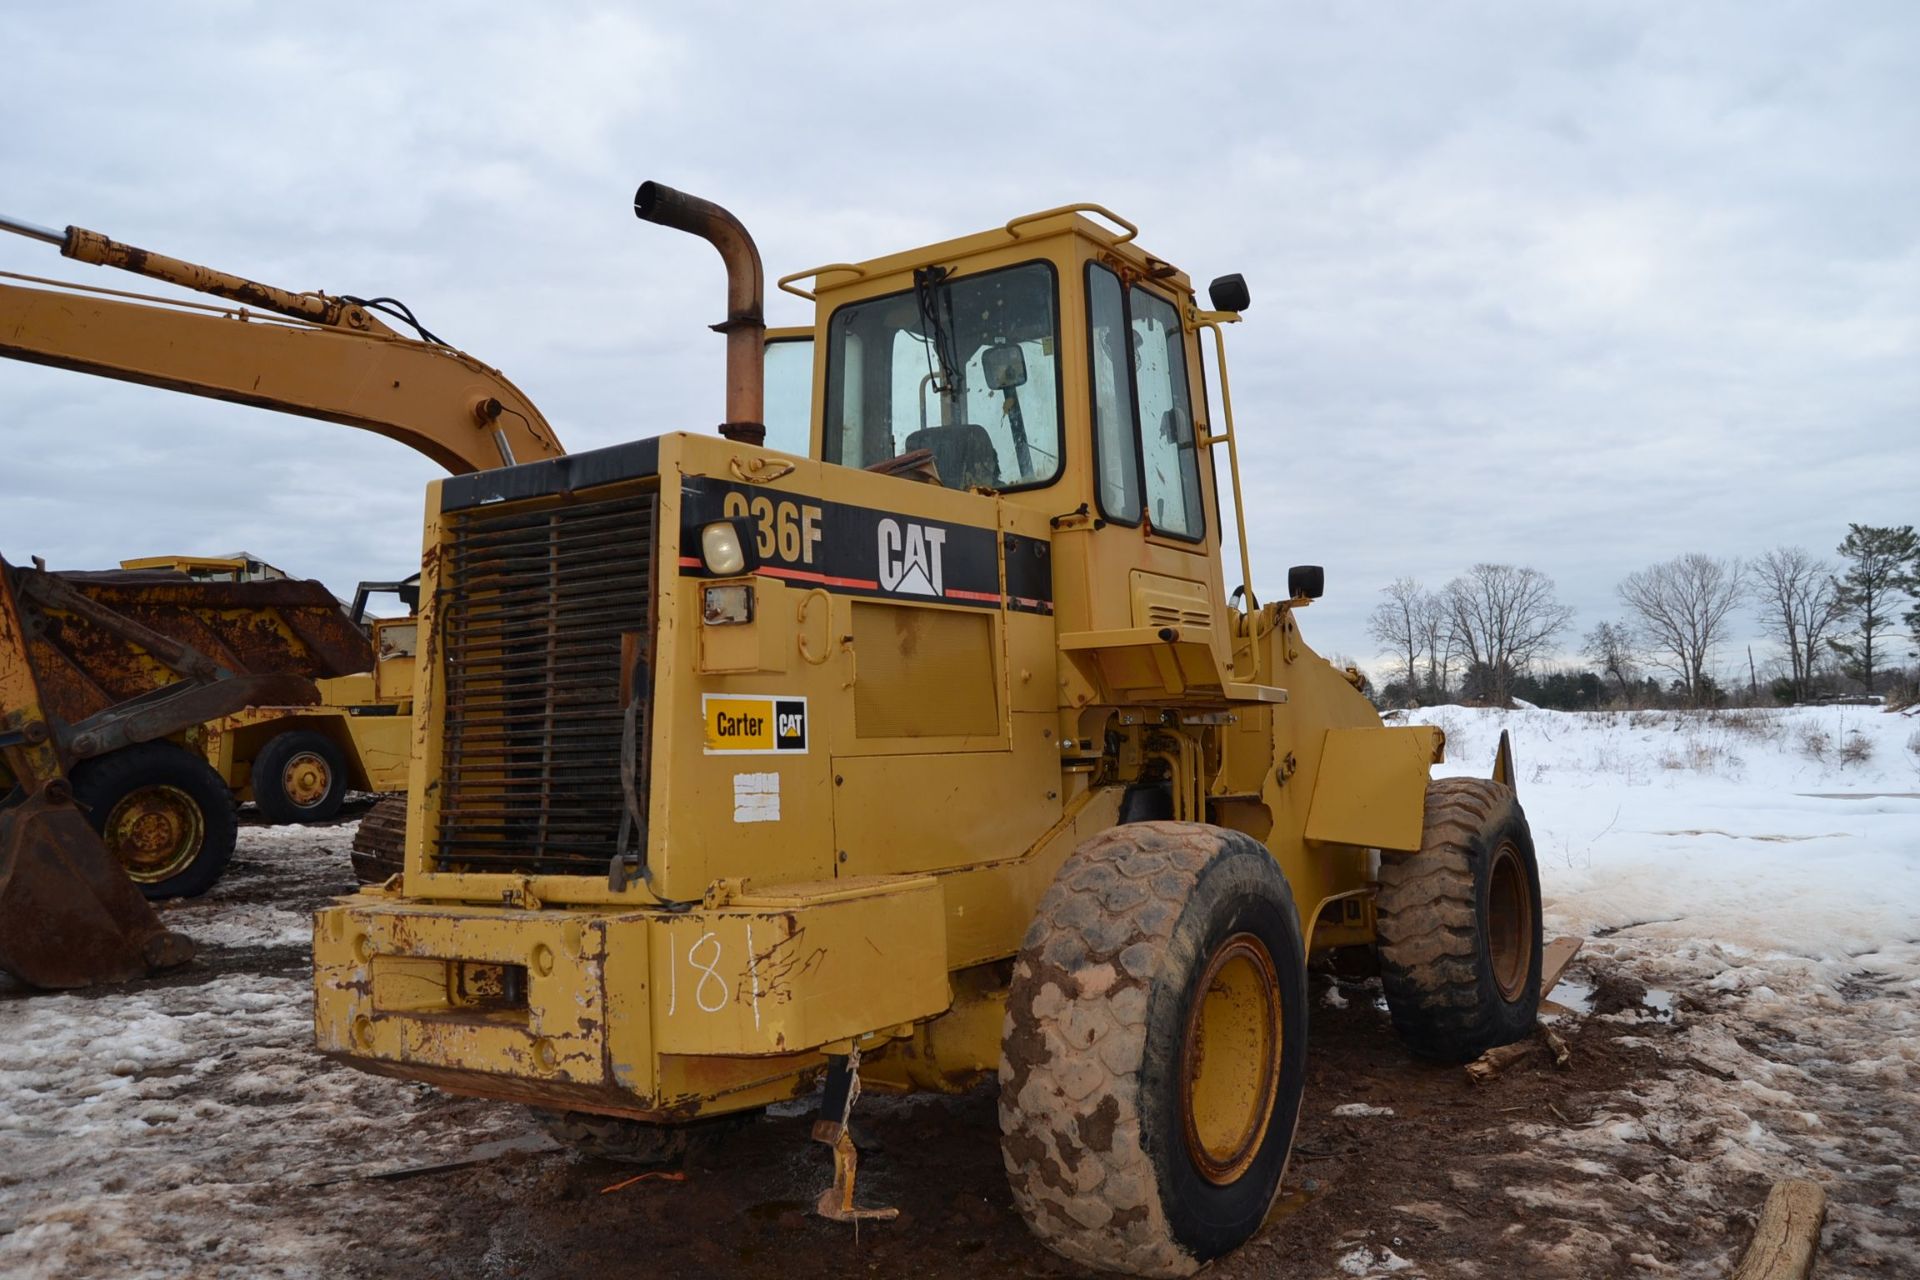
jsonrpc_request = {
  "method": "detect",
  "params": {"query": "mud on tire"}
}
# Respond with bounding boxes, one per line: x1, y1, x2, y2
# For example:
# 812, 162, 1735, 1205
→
1377, 777, 1543, 1063
998, 821, 1308, 1278
350, 794, 408, 884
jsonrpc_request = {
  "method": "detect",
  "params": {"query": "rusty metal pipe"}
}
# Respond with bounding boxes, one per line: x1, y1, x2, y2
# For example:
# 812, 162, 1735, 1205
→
2, 215, 378, 331
633, 181, 766, 447
57, 227, 364, 328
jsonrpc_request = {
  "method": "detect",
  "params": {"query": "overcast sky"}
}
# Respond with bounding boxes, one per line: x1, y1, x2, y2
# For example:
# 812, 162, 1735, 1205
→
4, 2, 1915, 683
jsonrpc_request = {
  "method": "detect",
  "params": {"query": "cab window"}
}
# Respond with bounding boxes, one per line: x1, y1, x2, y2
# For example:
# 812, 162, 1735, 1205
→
1130, 287, 1203, 539
1083, 263, 1205, 541
761, 337, 813, 457
823, 262, 1062, 491
1087, 264, 1142, 524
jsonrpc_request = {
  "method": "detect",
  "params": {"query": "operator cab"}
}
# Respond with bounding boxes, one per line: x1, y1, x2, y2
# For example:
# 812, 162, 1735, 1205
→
822, 262, 1063, 493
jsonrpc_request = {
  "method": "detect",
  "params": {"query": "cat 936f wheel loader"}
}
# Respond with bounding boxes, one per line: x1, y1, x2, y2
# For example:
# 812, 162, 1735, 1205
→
310, 183, 1543, 1275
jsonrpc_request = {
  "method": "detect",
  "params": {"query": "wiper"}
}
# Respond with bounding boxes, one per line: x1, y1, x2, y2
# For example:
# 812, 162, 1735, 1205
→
912, 266, 963, 418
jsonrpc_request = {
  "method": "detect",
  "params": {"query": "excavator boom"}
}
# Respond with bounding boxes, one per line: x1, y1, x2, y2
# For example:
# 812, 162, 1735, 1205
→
0, 216, 565, 473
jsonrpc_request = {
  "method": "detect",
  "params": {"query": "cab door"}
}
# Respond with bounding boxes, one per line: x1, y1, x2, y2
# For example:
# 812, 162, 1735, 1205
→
1052, 261, 1232, 699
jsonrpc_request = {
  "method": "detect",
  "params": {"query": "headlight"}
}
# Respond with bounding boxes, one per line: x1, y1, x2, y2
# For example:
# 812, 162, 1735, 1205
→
701, 521, 748, 575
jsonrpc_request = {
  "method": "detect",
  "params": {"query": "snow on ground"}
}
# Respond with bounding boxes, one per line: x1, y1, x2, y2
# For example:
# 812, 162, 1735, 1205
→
1392, 702, 1920, 1275
0, 823, 538, 1279
0, 707, 1915, 1277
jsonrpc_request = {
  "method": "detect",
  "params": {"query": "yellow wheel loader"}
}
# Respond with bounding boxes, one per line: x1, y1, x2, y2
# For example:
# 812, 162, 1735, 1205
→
310, 183, 1544, 1274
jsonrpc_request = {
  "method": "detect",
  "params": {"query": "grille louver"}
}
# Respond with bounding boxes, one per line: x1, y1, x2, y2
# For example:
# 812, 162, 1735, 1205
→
434, 489, 656, 876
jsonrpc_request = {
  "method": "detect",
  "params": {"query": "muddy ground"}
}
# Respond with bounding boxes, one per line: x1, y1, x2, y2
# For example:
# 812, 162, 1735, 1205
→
2, 816, 1912, 1279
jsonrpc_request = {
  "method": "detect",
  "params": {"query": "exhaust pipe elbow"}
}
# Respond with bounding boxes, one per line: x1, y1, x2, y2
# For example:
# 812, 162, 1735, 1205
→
635, 181, 767, 447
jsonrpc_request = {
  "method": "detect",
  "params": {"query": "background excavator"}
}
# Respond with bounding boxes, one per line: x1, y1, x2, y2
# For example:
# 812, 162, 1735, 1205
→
0, 212, 575, 987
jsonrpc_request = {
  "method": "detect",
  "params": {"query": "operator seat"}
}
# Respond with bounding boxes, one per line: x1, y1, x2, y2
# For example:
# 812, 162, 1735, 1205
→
903, 424, 1001, 490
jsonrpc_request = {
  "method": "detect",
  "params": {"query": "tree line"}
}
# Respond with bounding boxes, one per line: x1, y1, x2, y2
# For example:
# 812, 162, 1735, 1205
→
1366, 524, 1920, 710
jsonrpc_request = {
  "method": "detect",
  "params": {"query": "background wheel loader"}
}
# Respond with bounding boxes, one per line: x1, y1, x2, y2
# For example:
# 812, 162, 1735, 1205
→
310, 183, 1546, 1276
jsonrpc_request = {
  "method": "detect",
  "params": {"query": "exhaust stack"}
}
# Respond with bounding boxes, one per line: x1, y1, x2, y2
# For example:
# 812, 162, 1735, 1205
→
634, 182, 767, 447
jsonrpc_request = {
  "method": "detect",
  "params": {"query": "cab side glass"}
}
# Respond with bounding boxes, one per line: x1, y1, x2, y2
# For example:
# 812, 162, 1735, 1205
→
1129, 287, 1203, 540
1087, 264, 1142, 524
762, 338, 813, 457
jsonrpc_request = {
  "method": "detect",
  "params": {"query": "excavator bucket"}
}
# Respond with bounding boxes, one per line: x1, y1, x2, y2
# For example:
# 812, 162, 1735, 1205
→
0, 786, 194, 988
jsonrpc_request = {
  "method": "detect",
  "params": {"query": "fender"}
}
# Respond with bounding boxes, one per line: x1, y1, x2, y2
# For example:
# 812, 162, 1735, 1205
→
1303, 724, 1446, 853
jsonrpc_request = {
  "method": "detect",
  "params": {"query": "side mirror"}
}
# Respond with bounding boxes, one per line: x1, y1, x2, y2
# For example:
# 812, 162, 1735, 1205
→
1208, 273, 1250, 312
1287, 565, 1324, 600
982, 342, 1028, 390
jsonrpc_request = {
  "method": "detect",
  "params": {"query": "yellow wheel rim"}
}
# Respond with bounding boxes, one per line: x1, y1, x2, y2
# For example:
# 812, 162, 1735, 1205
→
105, 784, 205, 883
280, 750, 334, 809
1487, 840, 1533, 1001
1179, 932, 1283, 1185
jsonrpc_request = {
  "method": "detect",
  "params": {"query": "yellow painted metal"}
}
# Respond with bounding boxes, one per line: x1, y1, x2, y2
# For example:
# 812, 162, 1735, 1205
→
204, 697, 412, 799
1487, 841, 1532, 1000
0, 243, 562, 473
1180, 933, 1281, 1185
315, 873, 948, 1115
1302, 725, 1446, 853
104, 783, 205, 882
312, 202, 1441, 1123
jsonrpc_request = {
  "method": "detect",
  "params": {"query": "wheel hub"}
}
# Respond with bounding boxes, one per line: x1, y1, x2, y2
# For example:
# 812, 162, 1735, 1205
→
1487, 840, 1533, 1001
1179, 932, 1283, 1185
105, 785, 204, 883
281, 750, 334, 809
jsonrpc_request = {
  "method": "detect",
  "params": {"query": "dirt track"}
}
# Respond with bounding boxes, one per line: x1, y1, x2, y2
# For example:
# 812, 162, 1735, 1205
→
2, 817, 1912, 1278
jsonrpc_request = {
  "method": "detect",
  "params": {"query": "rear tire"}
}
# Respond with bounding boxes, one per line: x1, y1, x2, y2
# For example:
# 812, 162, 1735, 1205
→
999, 821, 1308, 1277
252, 729, 349, 824
350, 794, 408, 884
70, 741, 237, 899
1376, 777, 1542, 1063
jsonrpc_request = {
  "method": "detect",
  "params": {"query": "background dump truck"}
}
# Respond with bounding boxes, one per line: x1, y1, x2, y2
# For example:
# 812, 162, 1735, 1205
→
305, 183, 1544, 1277
117, 555, 418, 827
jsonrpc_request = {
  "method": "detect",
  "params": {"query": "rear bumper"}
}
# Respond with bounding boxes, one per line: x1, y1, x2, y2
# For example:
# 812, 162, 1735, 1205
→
313, 875, 950, 1117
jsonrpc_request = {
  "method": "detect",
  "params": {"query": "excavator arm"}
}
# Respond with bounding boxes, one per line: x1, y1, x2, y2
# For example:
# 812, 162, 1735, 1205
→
0, 214, 565, 474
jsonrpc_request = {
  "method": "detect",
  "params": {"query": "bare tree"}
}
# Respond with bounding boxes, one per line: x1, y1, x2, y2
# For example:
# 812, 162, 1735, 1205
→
1751, 546, 1845, 701
1616, 553, 1745, 705
1442, 564, 1574, 706
1366, 578, 1426, 703
1582, 620, 1639, 701
1417, 591, 1460, 700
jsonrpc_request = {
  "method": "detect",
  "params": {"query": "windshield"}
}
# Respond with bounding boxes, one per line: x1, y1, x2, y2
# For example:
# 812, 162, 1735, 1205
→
823, 261, 1062, 491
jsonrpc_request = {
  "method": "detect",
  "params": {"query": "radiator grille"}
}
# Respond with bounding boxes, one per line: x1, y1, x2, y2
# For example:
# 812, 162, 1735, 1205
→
434, 489, 656, 876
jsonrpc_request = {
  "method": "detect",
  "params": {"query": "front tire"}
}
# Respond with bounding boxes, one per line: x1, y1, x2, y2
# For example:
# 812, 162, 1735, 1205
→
1376, 777, 1543, 1062
999, 821, 1308, 1277
70, 741, 237, 899
252, 729, 349, 824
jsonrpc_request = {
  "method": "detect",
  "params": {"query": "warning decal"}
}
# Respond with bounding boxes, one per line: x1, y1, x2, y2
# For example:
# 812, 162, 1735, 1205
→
703, 694, 809, 755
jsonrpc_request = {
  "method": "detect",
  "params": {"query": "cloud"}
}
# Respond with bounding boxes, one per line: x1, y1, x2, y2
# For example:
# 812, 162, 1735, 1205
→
2, 1, 1915, 679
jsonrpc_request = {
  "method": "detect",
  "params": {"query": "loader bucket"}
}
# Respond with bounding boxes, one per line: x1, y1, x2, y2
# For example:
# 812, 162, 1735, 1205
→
0, 786, 194, 988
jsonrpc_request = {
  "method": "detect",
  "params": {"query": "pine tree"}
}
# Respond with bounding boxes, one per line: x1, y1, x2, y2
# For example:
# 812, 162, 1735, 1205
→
1830, 524, 1918, 694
